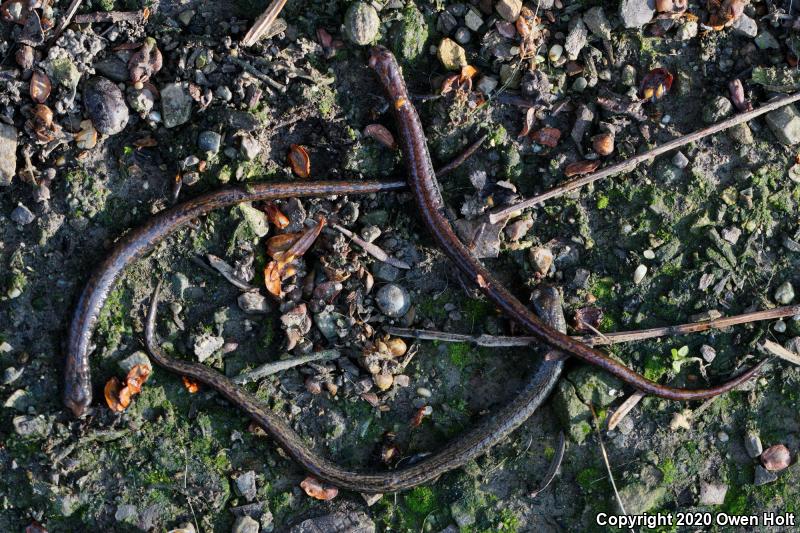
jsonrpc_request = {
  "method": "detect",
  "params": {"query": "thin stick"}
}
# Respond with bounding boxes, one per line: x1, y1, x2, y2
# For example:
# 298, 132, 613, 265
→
385, 305, 800, 347
241, 0, 288, 47
606, 390, 645, 431
760, 339, 800, 366
50, 0, 84, 42
233, 349, 340, 384
437, 133, 488, 177
488, 91, 800, 223
226, 56, 285, 92
74, 11, 144, 23
590, 404, 628, 518
330, 223, 411, 270
530, 431, 566, 498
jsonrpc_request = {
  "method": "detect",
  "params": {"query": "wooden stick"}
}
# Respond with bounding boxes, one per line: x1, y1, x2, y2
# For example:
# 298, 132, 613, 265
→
759, 339, 800, 366
530, 431, 566, 498
606, 390, 645, 431
233, 349, 340, 384
330, 223, 411, 270
50, 0, 84, 42
74, 10, 144, 23
488, 91, 800, 224
590, 404, 627, 515
384, 304, 800, 347
437, 133, 488, 177
241, 0, 288, 47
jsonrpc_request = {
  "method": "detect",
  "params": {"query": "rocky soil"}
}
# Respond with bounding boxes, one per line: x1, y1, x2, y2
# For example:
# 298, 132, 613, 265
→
2, 0, 800, 532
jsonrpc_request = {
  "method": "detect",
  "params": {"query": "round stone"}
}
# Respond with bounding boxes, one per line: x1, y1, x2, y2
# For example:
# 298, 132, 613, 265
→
83, 77, 129, 135
344, 2, 380, 46
376, 283, 411, 317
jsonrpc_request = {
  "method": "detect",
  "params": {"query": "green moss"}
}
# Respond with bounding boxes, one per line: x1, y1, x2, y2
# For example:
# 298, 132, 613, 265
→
576, 467, 602, 492
590, 276, 615, 302
596, 195, 610, 210
417, 295, 449, 320
643, 354, 668, 382
448, 342, 473, 368
391, 5, 430, 63
96, 285, 130, 350
94, 0, 115, 11
405, 486, 437, 516
658, 459, 677, 485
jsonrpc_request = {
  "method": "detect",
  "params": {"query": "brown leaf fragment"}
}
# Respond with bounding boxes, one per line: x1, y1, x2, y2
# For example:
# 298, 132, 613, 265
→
288, 144, 310, 178
518, 107, 537, 138
128, 37, 163, 83
573, 306, 604, 333
410, 405, 432, 428
30, 70, 51, 103
263, 260, 284, 297
265, 202, 290, 229
530, 127, 561, 148
564, 159, 600, 177
182, 376, 200, 393
104, 377, 128, 412
364, 124, 397, 149
300, 476, 339, 500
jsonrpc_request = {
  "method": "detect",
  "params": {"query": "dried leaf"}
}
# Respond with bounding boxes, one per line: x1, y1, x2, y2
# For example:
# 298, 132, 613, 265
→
182, 376, 200, 393
29, 70, 51, 103
364, 124, 396, 149
265, 202, 290, 229
75, 120, 98, 150
565, 159, 600, 177
530, 127, 561, 148
518, 107, 537, 138
410, 405, 431, 428
460, 64, 478, 82
25, 521, 47, 533
128, 37, 163, 83
440, 73, 460, 95
288, 144, 310, 178
104, 377, 129, 412
300, 476, 339, 500
728, 79, 752, 112
573, 307, 604, 333
125, 364, 151, 394
640, 68, 673, 102
263, 260, 284, 297
283, 217, 325, 261
133, 136, 158, 149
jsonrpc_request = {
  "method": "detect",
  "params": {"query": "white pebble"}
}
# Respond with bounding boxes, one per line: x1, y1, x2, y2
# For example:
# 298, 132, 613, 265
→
416, 387, 432, 398
643, 249, 655, 260
548, 44, 563, 62
633, 264, 647, 284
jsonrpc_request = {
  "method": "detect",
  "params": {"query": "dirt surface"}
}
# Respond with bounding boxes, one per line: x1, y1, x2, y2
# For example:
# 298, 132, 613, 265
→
2, 0, 800, 532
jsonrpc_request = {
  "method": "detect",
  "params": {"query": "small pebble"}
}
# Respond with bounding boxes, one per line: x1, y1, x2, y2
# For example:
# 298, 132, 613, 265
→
700, 344, 716, 363
198, 131, 222, 154
643, 249, 655, 260
672, 151, 689, 169
344, 2, 380, 45
416, 387, 432, 398
548, 44, 563, 62
376, 284, 411, 317
775, 282, 795, 305
633, 264, 647, 284
774, 320, 787, 333
11, 203, 35, 225
761, 444, 791, 471
744, 431, 763, 459
454, 27, 471, 45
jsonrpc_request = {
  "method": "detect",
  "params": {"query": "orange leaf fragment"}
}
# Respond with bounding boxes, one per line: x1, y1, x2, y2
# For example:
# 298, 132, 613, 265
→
265, 202, 290, 229
564, 159, 601, 177
264, 261, 284, 297
300, 476, 339, 500
266, 232, 302, 259
440, 73, 460, 95
530, 127, 561, 148
30, 70, 51, 103
364, 124, 396, 149
125, 364, 151, 394
182, 376, 201, 393
460, 64, 478, 81
104, 377, 129, 412
288, 144, 310, 178
410, 405, 432, 428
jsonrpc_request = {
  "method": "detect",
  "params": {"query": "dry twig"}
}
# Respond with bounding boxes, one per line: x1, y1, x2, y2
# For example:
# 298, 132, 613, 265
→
233, 349, 340, 384
488, 91, 800, 223
606, 390, 646, 431
760, 339, 800, 366
437, 133, 488, 177
590, 405, 627, 516
50, 0, 84, 42
330, 223, 411, 269
530, 431, 566, 498
385, 305, 800, 347
74, 11, 144, 23
241, 0, 288, 47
